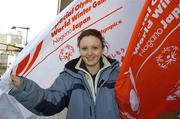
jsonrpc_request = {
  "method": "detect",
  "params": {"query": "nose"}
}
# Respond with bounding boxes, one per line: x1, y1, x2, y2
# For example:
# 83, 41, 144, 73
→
87, 49, 92, 56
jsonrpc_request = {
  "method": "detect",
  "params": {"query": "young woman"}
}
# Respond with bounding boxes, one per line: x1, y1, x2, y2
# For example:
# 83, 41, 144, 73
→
9, 29, 121, 119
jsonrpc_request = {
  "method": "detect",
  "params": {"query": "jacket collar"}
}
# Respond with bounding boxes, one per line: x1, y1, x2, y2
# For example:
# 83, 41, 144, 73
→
75, 55, 112, 73
64, 55, 118, 77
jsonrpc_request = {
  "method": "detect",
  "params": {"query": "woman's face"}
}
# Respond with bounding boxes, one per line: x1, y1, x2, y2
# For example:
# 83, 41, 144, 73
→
79, 35, 104, 68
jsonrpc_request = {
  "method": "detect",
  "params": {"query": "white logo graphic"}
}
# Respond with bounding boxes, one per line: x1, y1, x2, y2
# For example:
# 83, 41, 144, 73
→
156, 46, 179, 69
166, 80, 180, 101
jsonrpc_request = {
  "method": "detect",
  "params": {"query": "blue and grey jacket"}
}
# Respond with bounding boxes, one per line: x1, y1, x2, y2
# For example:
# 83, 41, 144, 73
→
9, 55, 121, 119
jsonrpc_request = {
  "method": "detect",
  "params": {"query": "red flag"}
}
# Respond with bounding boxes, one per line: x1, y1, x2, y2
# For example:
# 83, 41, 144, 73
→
115, 0, 180, 118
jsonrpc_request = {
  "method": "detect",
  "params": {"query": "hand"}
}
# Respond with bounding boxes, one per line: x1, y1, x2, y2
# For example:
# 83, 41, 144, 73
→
10, 73, 21, 91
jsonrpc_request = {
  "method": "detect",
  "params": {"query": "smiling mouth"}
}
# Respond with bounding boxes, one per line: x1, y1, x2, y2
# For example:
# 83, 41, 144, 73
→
86, 57, 94, 61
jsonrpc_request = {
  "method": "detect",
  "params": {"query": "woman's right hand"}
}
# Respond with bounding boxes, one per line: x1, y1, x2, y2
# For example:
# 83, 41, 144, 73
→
10, 73, 21, 91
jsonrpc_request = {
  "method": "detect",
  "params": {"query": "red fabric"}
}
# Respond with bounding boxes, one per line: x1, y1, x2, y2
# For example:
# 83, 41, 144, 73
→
115, 1, 180, 119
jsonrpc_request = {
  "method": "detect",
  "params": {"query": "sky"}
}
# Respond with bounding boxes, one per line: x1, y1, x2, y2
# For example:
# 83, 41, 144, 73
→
0, 0, 58, 42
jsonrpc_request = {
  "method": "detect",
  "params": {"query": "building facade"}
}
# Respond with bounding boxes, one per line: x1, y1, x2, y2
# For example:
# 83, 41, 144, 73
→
57, 0, 73, 14
0, 32, 24, 76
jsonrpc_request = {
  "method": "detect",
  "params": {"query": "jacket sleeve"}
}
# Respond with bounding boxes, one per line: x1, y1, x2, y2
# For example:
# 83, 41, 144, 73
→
8, 73, 70, 116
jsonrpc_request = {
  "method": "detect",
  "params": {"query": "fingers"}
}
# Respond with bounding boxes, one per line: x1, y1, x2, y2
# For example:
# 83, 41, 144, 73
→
10, 73, 16, 82
10, 82, 17, 91
10, 71, 18, 82
10, 71, 21, 90
10, 72, 16, 90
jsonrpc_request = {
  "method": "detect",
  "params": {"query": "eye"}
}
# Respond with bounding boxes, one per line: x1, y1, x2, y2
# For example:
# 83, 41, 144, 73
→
92, 46, 99, 50
81, 47, 87, 51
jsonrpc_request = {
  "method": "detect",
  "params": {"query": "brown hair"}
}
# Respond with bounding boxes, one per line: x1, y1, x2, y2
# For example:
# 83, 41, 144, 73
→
77, 29, 108, 49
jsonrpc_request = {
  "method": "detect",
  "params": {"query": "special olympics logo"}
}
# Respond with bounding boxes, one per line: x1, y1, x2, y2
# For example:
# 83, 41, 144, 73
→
59, 44, 74, 61
156, 46, 179, 69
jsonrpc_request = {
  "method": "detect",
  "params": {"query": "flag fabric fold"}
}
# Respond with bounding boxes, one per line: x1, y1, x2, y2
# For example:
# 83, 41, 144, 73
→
0, 93, 24, 119
115, 0, 180, 118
